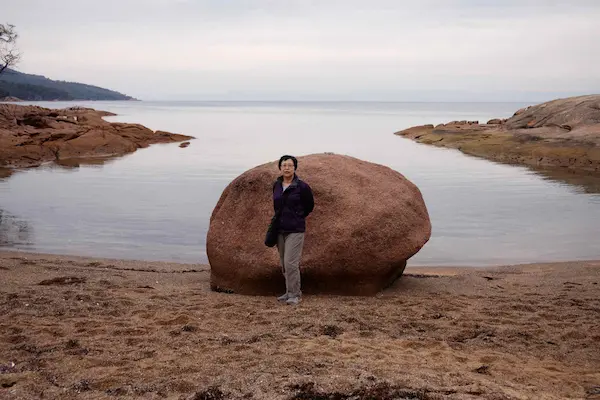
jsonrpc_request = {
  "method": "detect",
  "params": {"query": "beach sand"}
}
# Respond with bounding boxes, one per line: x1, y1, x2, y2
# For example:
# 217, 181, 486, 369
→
1, 251, 599, 399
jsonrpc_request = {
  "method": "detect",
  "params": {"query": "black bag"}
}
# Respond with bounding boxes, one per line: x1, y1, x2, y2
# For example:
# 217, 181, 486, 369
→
264, 212, 280, 247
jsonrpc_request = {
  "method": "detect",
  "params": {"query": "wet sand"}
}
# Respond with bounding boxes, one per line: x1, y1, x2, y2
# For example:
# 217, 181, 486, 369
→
1, 251, 599, 399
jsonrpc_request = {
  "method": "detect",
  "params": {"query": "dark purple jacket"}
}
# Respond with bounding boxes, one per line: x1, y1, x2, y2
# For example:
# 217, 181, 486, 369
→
273, 175, 314, 233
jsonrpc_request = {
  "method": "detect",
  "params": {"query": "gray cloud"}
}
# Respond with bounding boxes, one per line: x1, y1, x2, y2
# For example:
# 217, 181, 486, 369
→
3, 0, 599, 101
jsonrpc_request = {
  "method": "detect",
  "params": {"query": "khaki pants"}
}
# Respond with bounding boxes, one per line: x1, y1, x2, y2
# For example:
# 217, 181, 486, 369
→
277, 233, 305, 298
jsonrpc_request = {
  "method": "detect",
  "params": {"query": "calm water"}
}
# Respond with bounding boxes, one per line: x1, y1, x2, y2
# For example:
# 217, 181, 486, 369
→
1, 101, 599, 266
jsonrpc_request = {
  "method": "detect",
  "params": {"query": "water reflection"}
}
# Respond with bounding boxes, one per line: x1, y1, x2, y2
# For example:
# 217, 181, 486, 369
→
450, 153, 600, 195
0, 168, 13, 179
54, 156, 120, 169
0, 209, 33, 246
532, 167, 600, 195
0, 157, 120, 179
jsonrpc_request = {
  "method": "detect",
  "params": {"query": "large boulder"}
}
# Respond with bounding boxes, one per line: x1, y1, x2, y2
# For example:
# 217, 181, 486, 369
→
207, 153, 431, 296
505, 95, 600, 131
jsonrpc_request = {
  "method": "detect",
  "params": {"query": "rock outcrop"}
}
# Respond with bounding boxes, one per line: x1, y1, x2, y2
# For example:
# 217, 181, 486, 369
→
395, 95, 600, 173
0, 104, 193, 169
207, 153, 431, 296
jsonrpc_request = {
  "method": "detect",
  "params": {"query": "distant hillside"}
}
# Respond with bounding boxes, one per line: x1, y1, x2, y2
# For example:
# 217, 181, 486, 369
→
0, 69, 135, 101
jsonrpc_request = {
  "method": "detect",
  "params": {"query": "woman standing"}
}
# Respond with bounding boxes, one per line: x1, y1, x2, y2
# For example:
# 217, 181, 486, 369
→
273, 155, 314, 305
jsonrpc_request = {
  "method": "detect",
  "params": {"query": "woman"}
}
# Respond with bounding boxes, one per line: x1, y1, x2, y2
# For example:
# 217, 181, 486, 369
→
273, 155, 314, 305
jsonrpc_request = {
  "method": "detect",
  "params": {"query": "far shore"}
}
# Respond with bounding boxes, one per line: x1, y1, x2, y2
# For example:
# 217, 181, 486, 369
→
1, 250, 599, 399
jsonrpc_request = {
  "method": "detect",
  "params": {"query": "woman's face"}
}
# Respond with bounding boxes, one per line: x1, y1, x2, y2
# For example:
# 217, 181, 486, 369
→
280, 159, 296, 179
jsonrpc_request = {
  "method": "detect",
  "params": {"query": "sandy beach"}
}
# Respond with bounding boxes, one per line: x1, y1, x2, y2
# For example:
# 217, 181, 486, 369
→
1, 251, 599, 399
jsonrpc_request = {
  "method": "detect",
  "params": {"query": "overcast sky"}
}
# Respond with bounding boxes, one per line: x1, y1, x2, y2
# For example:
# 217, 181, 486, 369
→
3, 0, 599, 101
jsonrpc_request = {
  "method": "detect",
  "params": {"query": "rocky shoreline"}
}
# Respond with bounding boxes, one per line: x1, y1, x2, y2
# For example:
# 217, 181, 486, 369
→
395, 95, 600, 175
0, 103, 194, 171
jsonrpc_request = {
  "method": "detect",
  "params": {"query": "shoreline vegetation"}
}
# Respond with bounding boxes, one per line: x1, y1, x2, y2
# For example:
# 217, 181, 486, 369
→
0, 68, 135, 101
1, 250, 599, 399
395, 95, 600, 191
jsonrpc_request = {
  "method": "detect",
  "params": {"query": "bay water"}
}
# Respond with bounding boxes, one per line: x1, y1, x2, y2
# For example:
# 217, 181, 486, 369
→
1, 101, 599, 266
